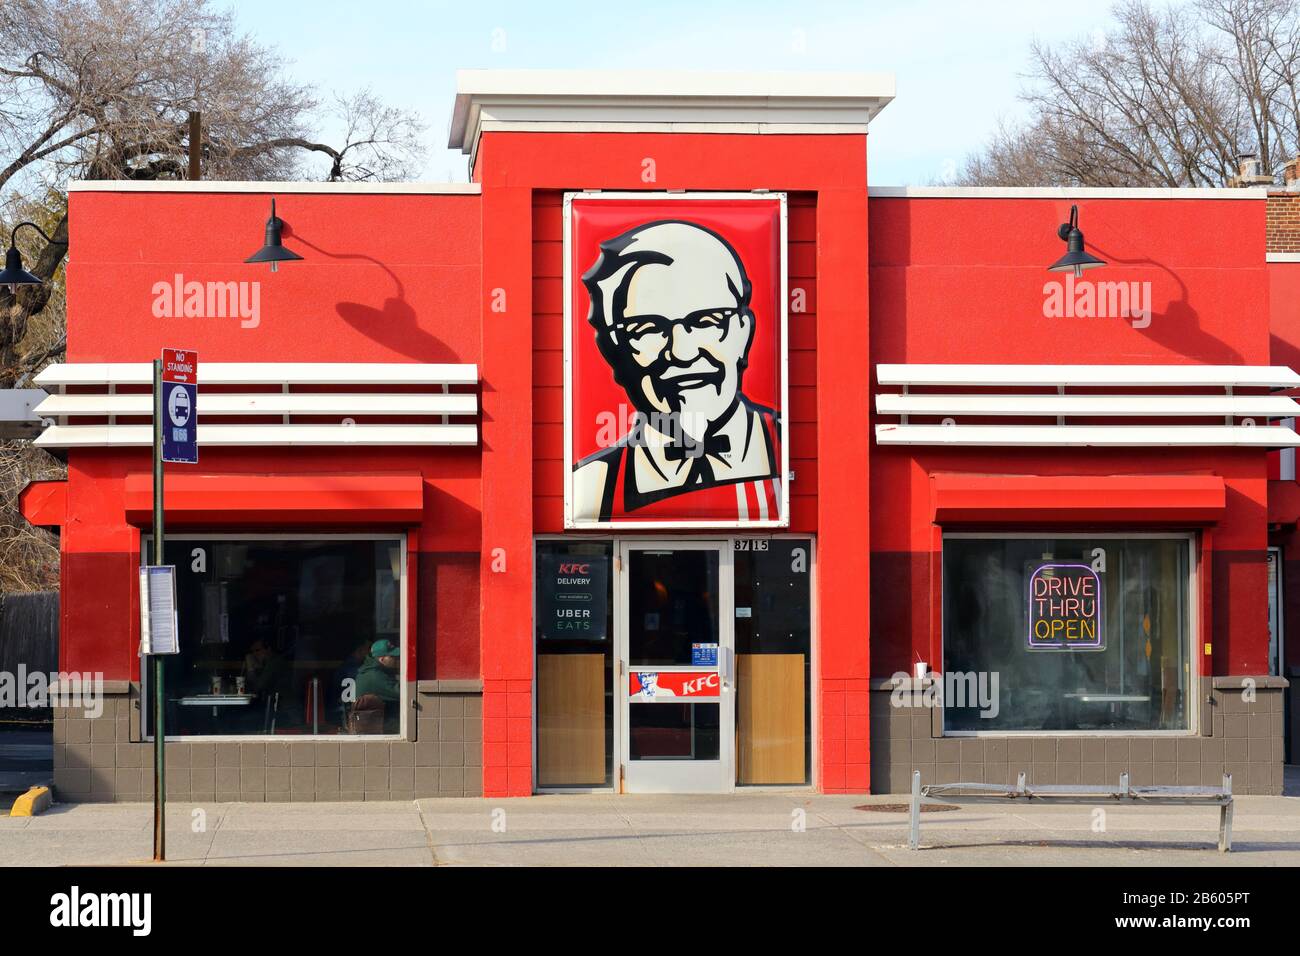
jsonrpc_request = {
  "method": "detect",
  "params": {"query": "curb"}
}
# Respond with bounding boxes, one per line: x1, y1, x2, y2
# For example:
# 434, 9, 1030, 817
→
10, 786, 53, 816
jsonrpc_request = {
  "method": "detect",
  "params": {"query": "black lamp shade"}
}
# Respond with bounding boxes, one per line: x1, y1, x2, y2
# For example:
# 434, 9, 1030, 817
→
1048, 206, 1106, 278
0, 245, 42, 292
245, 198, 302, 271
1048, 241, 1107, 277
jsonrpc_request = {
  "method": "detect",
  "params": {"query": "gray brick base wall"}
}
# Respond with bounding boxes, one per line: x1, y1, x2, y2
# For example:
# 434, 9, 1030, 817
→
869, 675, 1288, 795
52, 680, 483, 802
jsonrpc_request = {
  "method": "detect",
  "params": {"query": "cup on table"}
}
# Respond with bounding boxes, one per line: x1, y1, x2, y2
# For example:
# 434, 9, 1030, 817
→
209, 675, 223, 695
234, 676, 246, 695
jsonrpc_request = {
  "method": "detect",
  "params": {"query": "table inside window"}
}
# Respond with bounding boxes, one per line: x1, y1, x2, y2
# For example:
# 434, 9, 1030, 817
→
177, 693, 256, 718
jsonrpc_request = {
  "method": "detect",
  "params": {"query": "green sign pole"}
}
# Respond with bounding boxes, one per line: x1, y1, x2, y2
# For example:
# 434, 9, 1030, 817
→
152, 358, 166, 862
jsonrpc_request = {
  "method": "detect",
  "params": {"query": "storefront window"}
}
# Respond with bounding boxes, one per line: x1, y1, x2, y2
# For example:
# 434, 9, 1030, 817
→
534, 540, 614, 787
943, 535, 1191, 733
144, 536, 404, 738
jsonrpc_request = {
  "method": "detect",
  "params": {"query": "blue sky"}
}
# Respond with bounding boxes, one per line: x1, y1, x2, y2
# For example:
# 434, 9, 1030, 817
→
227, 0, 1139, 184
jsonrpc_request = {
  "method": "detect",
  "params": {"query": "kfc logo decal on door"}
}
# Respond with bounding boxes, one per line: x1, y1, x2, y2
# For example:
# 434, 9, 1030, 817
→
565, 194, 789, 528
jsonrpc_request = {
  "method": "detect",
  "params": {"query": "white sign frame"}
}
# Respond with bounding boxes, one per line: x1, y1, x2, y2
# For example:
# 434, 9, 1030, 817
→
139, 565, 180, 656
562, 191, 791, 530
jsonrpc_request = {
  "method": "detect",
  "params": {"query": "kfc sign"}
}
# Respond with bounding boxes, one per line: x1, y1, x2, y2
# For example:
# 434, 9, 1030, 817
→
565, 193, 789, 528
629, 671, 722, 700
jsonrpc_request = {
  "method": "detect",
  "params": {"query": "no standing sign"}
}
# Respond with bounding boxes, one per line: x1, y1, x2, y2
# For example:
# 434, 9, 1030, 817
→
160, 348, 198, 464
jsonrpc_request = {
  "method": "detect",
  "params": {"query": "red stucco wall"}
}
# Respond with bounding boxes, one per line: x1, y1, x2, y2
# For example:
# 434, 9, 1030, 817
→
60, 190, 484, 683
870, 196, 1274, 679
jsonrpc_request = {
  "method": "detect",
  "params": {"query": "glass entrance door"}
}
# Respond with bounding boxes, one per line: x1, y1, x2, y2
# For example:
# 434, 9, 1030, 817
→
618, 542, 734, 793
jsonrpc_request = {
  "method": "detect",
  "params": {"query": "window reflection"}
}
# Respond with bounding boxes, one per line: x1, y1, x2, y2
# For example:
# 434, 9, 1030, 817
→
734, 540, 812, 785
628, 550, 718, 666
943, 536, 1190, 732
145, 537, 403, 738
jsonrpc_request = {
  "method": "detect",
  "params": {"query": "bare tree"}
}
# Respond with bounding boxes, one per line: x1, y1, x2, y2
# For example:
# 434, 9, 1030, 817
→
0, 441, 60, 593
0, 193, 64, 594
951, 0, 1300, 187
0, 0, 426, 387
235, 89, 428, 184
0, 0, 426, 592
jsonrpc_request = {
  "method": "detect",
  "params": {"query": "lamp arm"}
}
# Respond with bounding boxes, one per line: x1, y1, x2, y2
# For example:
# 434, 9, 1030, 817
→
1057, 204, 1080, 241
9, 221, 57, 248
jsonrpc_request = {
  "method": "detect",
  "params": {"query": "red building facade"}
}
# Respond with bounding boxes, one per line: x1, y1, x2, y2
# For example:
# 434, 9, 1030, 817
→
21, 71, 1295, 801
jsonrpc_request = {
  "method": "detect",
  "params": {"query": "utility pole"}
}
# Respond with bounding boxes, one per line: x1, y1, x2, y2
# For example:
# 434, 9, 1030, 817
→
188, 111, 201, 181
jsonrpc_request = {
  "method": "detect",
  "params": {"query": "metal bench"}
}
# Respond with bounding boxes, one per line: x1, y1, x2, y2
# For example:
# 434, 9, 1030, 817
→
908, 769, 1234, 852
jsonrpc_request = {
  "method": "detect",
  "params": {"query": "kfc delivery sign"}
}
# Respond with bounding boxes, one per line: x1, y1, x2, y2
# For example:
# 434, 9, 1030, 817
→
564, 193, 789, 528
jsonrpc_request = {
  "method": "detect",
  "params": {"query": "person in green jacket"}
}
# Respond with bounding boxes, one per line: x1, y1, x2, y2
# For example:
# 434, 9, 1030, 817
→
353, 639, 401, 733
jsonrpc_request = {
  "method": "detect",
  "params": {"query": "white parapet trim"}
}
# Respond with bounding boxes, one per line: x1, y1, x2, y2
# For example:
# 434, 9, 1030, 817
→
868, 186, 1269, 200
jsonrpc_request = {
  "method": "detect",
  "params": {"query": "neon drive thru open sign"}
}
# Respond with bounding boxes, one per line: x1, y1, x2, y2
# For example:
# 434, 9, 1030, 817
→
1027, 563, 1103, 651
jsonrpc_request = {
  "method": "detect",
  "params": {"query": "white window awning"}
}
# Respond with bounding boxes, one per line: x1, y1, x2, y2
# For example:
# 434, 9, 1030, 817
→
32, 362, 479, 449
876, 423, 1299, 447
874, 364, 1300, 448
876, 363, 1300, 390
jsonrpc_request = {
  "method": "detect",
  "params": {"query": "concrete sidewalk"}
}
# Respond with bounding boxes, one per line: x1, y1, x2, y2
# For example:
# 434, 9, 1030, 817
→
3, 788, 1300, 865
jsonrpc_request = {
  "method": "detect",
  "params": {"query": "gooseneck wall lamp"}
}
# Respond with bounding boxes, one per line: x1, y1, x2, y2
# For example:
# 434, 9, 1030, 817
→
1048, 204, 1106, 278
0, 221, 54, 294
244, 197, 303, 272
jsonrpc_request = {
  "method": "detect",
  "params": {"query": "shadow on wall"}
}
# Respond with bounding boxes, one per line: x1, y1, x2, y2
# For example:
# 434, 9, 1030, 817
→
1272, 331, 1300, 372
286, 226, 460, 363
1088, 245, 1245, 365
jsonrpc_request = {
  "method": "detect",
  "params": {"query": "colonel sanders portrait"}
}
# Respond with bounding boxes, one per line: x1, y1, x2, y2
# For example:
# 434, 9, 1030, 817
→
572, 220, 781, 522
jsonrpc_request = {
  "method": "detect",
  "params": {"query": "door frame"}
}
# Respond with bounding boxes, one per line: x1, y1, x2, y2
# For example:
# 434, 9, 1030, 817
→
1267, 545, 1289, 764
617, 538, 734, 794
531, 533, 818, 795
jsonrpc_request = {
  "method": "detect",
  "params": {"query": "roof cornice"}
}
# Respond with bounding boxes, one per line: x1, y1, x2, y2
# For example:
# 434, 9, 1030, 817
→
448, 69, 895, 166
